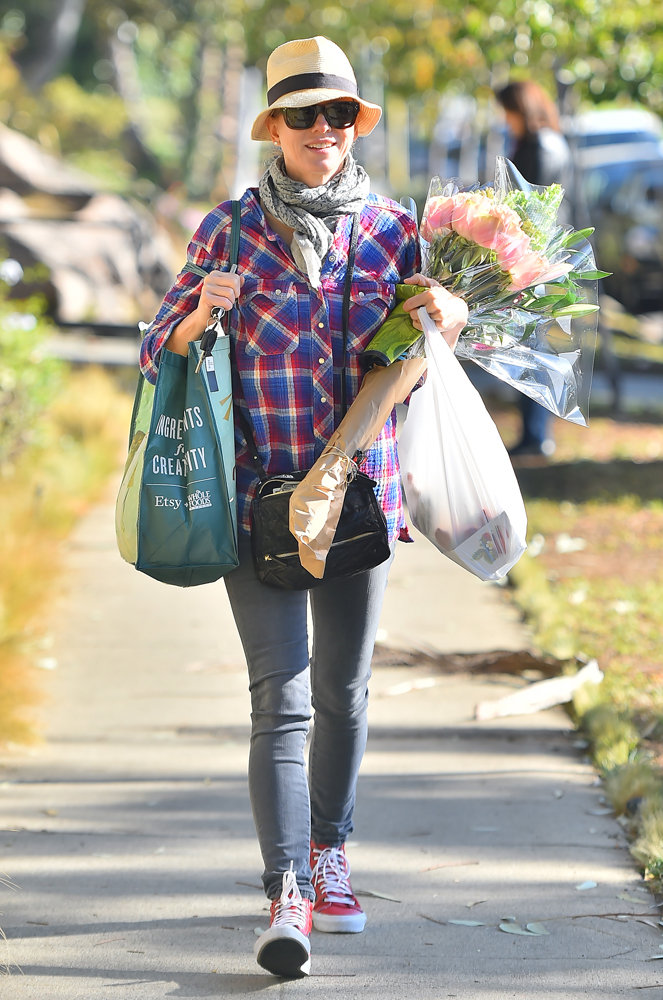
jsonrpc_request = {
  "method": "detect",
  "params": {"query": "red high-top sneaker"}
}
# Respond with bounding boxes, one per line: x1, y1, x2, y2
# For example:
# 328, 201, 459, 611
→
254, 865, 313, 978
310, 842, 367, 933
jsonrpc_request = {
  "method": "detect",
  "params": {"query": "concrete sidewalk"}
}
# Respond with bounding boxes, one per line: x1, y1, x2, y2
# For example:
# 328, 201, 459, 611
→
0, 497, 658, 998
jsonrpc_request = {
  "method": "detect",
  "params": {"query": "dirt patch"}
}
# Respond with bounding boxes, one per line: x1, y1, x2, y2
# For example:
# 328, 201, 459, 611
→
371, 644, 561, 678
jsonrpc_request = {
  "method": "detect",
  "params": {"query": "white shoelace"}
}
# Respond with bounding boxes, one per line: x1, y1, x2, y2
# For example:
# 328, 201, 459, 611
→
311, 846, 355, 906
272, 864, 309, 928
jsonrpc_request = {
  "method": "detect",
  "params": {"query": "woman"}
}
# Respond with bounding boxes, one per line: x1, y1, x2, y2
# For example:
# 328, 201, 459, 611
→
495, 80, 574, 459
141, 36, 467, 979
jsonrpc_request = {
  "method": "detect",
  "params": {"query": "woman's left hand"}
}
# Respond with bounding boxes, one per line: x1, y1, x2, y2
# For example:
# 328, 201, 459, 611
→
401, 274, 468, 350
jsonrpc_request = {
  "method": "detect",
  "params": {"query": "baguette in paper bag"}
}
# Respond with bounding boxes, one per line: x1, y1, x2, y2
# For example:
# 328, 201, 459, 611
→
289, 357, 427, 578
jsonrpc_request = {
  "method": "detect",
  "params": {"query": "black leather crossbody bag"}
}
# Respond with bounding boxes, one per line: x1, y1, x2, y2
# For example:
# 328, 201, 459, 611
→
239, 213, 391, 590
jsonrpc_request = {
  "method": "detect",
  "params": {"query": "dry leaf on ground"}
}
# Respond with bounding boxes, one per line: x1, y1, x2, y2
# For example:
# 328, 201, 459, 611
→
526, 922, 550, 935
618, 891, 650, 904
355, 888, 401, 902
499, 924, 538, 936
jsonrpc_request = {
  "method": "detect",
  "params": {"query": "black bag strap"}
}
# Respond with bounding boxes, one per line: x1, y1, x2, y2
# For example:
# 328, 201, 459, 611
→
340, 213, 359, 418
188, 200, 242, 372
182, 199, 241, 278
237, 408, 267, 481
229, 199, 241, 267
182, 200, 263, 474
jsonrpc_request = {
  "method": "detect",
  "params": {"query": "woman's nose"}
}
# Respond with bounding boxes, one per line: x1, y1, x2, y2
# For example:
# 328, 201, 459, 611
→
311, 112, 331, 132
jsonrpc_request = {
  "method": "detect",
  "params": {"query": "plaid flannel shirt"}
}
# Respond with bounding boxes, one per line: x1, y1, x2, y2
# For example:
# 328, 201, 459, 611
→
140, 188, 421, 540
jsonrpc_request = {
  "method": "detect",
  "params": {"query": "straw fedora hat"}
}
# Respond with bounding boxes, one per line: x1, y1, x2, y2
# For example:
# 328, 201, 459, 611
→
251, 36, 382, 142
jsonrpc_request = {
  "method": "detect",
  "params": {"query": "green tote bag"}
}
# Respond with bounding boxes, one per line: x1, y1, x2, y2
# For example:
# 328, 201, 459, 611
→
116, 337, 238, 586
115, 202, 240, 586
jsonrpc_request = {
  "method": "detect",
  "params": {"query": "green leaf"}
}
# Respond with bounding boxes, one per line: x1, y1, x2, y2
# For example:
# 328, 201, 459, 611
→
532, 293, 569, 309
552, 304, 600, 318
568, 269, 611, 280
548, 293, 577, 311
561, 228, 595, 247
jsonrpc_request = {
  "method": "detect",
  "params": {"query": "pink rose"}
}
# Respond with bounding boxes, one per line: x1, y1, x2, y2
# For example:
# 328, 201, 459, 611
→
451, 196, 530, 260
450, 194, 493, 243
494, 230, 532, 269
507, 251, 554, 290
421, 195, 455, 238
487, 202, 522, 234
421, 195, 456, 240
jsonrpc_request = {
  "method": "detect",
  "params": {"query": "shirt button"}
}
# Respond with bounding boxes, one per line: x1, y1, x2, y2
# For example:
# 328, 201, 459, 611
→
318, 321, 324, 328
320, 397, 327, 403
275, 289, 282, 295
329, 253, 336, 262
318, 357, 324, 364
358, 291, 364, 297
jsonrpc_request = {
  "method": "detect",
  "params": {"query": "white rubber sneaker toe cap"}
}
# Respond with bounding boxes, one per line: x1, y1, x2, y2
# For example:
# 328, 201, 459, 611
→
313, 909, 367, 933
254, 924, 311, 978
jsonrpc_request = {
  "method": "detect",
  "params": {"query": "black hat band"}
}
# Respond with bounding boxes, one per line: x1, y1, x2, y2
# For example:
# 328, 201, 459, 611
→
268, 72, 358, 106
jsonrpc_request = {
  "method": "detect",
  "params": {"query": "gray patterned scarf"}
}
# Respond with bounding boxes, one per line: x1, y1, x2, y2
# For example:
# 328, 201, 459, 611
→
259, 153, 369, 287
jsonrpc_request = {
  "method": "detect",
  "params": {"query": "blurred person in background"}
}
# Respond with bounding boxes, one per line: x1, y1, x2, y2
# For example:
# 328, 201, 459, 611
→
141, 36, 467, 980
495, 80, 574, 458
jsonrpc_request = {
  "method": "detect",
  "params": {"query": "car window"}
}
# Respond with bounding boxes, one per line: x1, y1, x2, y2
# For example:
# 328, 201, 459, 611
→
581, 162, 649, 208
575, 131, 660, 148
612, 166, 663, 214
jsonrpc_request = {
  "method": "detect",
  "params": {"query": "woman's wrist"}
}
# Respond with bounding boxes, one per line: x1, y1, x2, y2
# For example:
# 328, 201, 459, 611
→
166, 309, 206, 356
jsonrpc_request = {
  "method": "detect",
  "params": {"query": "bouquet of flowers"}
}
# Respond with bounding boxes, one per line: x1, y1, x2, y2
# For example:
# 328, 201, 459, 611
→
286, 157, 607, 580
364, 156, 607, 426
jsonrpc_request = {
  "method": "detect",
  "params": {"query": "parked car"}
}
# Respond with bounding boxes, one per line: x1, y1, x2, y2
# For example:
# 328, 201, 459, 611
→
595, 161, 663, 312
567, 108, 663, 312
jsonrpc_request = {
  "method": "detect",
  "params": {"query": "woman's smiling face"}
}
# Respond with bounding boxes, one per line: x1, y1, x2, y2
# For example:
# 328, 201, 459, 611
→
265, 102, 358, 187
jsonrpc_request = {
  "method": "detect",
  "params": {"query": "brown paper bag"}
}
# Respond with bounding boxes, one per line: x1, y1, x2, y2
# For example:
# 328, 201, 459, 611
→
289, 358, 427, 577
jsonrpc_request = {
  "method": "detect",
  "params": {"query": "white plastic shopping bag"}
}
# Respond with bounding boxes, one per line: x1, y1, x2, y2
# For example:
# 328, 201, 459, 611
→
398, 308, 527, 581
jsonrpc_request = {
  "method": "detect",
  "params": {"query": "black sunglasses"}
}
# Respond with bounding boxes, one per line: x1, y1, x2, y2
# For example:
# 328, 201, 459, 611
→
276, 101, 360, 131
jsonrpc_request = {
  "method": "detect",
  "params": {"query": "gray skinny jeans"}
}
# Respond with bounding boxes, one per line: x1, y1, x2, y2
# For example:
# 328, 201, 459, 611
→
224, 534, 394, 901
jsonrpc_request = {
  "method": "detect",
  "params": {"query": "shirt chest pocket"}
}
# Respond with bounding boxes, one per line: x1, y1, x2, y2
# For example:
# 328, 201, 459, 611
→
238, 280, 300, 356
347, 282, 394, 353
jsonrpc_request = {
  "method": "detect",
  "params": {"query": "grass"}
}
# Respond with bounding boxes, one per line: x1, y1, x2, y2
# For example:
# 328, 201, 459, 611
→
0, 367, 132, 744
506, 494, 663, 884
490, 395, 663, 886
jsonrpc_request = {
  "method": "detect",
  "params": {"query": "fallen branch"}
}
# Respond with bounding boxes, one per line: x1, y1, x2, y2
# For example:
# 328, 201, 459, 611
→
417, 910, 655, 930
420, 860, 480, 872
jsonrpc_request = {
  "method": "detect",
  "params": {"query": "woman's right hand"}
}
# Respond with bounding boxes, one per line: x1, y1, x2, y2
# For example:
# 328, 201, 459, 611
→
167, 270, 244, 356
198, 270, 244, 317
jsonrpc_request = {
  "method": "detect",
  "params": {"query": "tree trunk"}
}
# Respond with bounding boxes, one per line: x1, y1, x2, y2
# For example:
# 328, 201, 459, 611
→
15, 0, 86, 91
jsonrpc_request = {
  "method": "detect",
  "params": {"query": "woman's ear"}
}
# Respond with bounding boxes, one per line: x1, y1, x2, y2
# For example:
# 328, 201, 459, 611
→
266, 114, 282, 145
